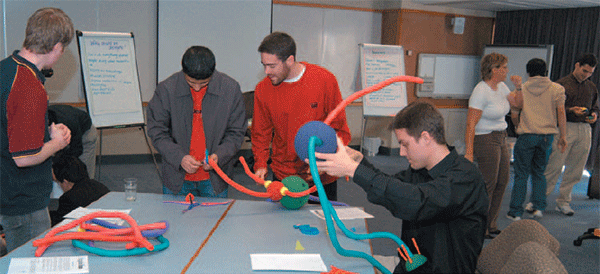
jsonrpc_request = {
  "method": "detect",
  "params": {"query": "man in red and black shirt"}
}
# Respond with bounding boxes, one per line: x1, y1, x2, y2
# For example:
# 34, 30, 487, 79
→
0, 7, 73, 252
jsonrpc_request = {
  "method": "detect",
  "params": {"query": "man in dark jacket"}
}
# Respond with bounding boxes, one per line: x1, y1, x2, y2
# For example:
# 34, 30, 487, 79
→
313, 101, 488, 273
50, 155, 109, 226
147, 46, 247, 197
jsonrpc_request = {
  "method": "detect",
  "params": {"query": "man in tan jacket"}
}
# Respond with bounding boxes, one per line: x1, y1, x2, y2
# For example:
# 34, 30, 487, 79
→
506, 58, 567, 220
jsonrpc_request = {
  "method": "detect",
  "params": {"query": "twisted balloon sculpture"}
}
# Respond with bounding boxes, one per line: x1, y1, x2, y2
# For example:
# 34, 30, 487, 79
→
32, 211, 169, 257
301, 76, 427, 274
209, 75, 427, 273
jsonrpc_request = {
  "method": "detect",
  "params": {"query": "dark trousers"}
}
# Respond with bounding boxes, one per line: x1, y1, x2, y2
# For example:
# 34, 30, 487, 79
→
509, 134, 554, 216
474, 130, 510, 232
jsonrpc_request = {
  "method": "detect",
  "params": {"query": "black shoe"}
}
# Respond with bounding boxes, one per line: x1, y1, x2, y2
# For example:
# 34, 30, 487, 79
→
489, 229, 502, 235
485, 234, 496, 239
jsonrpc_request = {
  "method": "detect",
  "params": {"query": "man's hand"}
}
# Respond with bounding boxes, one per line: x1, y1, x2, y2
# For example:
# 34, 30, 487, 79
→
254, 167, 268, 181
14, 123, 71, 167
557, 137, 568, 153
309, 137, 359, 178
569, 106, 587, 116
49, 122, 71, 150
585, 112, 598, 124
202, 154, 218, 171
181, 155, 202, 174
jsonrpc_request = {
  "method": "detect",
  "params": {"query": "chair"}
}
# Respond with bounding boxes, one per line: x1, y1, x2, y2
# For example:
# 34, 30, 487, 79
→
499, 241, 567, 274
574, 139, 600, 246
477, 219, 560, 274
573, 228, 600, 246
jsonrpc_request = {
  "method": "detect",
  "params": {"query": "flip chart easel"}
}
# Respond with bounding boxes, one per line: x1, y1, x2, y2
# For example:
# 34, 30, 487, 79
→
76, 31, 159, 178
358, 43, 407, 152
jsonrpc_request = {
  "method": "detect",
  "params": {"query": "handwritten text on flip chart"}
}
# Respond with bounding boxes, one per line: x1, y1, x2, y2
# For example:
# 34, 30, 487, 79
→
363, 49, 405, 107
84, 38, 140, 115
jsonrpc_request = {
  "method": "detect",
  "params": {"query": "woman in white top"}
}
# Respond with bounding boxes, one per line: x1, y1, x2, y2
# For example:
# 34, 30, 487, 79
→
465, 53, 513, 239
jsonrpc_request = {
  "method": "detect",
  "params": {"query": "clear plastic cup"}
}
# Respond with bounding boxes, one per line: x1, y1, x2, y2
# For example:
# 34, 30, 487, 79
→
124, 178, 138, 201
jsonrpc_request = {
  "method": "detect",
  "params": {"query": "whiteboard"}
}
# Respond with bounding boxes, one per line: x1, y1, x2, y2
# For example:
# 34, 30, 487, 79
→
77, 31, 145, 129
483, 45, 554, 90
417, 54, 480, 99
359, 43, 407, 117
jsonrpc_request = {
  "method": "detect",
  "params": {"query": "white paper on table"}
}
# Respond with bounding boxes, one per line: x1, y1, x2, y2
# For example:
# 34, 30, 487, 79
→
63, 207, 132, 226
7, 256, 89, 274
310, 207, 374, 220
250, 253, 327, 271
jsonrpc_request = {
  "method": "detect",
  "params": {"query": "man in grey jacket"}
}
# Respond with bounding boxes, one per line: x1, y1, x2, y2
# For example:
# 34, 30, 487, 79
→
147, 46, 247, 197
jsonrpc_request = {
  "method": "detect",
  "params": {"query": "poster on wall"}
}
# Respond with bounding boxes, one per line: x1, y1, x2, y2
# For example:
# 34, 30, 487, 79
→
359, 43, 407, 117
77, 31, 145, 128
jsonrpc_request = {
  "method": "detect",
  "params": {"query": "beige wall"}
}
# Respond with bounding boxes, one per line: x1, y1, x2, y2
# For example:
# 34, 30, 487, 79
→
97, 105, 367, 155
94, 104, 468, 156
382, 9, 495, 108
78, 2, 496, 156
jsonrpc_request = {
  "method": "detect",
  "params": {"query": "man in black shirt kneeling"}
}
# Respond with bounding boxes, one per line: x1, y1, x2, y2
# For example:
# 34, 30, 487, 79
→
313, 101, 489, 273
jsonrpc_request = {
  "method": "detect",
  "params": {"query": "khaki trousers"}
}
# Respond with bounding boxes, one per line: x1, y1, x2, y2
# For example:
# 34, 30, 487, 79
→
545, 122, 592, 206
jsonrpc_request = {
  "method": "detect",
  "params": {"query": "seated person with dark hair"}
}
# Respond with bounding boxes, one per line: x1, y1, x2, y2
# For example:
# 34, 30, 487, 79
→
313, 101, 489, 273
50, 155, 109, 226
48, 104, 98, 179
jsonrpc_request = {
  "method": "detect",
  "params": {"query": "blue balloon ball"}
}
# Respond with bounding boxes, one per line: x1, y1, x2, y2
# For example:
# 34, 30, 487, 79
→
294, 121, 337, 161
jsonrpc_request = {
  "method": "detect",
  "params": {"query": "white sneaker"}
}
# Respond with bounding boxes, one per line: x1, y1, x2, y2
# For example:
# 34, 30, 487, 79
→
531, 210, 543, 218
525, 202, 535, 213
556, 204, 574, 216
506, 214, 521, 221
